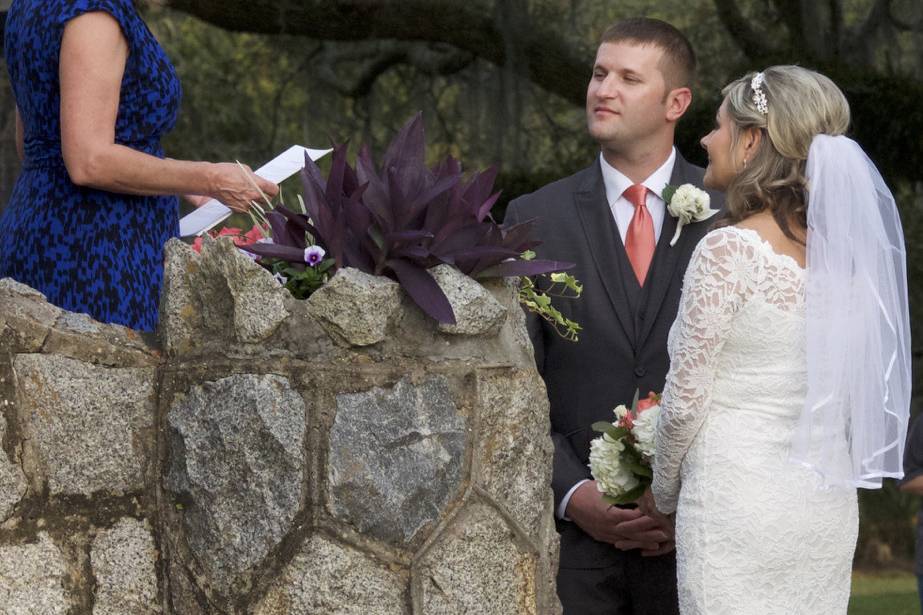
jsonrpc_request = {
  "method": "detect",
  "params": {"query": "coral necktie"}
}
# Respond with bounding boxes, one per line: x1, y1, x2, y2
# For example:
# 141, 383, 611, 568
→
623, 184, 655, 286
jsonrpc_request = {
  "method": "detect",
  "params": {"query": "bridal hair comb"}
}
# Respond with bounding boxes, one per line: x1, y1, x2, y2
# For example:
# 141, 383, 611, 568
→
751, 72, 769, 115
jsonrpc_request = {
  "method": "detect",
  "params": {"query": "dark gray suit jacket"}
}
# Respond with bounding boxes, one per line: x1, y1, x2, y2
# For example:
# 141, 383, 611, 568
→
505, 152, 724, 569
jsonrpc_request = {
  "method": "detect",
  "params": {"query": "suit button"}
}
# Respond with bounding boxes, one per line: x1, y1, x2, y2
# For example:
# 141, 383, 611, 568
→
634, 366, 646, 377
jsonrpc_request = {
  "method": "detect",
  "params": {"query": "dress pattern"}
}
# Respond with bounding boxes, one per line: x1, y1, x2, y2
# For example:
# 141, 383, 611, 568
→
0, 0, 181, 331
652, 226, 858, 614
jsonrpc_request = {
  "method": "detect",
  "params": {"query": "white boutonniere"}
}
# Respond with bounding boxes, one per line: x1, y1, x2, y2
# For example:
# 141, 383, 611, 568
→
663, 183, 718, 246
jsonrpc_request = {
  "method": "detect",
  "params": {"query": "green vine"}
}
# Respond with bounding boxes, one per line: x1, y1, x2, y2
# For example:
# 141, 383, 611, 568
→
518, 251, 583, 342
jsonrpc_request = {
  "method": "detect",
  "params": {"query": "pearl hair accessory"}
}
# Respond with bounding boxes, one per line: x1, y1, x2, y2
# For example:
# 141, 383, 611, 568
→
751, 72, 769, 115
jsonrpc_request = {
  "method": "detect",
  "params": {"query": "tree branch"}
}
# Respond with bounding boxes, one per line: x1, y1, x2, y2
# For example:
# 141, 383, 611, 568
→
888, 0, 923, 32
164, 0, 591, 106
712, 0, 779, 60
856, 0, 892, 40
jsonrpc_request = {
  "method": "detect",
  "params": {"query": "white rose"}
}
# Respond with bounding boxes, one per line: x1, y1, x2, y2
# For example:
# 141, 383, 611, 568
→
631, 404, 661, 459
613, 404, 630, 422
589, 434, 639, 498
667, 183, 718, 246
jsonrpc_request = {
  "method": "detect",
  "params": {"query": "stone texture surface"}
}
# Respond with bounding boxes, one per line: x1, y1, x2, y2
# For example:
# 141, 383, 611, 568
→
158, 239, 206, 356
200, 237, 290, 343
14, 354, 156, 496
42, 311, 156, 368
414, 502, 539, 615
2, 236, 559, 614
0, 532, 70, 614
0, 413, 27, 522
254, 534, 409, 615
327, 376, 466, 546
0, 278, 63, 352
91, 518, 160, 615
165, 373, 306, 596
306, 267, 402, 346
430, 265, 507, 336
474, 369, 554, 533
159, 238, 290, 353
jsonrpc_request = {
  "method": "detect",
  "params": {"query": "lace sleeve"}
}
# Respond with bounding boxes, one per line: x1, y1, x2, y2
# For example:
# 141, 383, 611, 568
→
652, 228, 758, 514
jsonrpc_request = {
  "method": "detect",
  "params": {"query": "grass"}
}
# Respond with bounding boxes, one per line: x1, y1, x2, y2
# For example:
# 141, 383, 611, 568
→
849, 570, 919, 615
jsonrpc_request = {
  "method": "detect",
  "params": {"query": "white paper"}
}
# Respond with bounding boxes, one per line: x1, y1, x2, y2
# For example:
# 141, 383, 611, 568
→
178, 145, 332, 237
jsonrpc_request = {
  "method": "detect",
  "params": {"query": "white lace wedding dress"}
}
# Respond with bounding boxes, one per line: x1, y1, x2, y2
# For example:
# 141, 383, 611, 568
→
652, 226, 858, 615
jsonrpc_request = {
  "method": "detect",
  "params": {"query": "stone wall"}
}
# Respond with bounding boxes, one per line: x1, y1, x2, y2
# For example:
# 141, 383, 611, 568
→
0, 236, 561, 614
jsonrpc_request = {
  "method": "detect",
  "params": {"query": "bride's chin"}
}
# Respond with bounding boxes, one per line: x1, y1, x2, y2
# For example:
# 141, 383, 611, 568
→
702, 170, 719, 191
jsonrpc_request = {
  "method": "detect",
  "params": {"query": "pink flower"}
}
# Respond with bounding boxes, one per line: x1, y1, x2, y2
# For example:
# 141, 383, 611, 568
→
617, 414, 634, 431
636, 391, 661, 413
191, 224, 267, 254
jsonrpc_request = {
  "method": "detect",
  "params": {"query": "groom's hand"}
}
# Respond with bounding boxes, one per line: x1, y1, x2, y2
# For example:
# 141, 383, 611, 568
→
634, 488, 676, 557
565, 481, 668, 551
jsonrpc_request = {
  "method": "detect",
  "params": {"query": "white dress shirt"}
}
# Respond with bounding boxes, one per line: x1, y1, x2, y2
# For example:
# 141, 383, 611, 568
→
555, 148, 677, 521
600, 148, 675, 244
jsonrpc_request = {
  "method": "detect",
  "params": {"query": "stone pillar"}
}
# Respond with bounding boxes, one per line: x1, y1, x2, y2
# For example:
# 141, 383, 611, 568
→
0, 236, 562, 614
0, 279, 161, 613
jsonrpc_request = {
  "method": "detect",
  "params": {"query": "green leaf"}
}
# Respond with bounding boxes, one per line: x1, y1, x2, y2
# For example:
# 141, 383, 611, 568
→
625, 460, 653, 478
521, 250, 536, 261
591, 421, 615, 434
316, 259, 336, 273
662, 184, 677, 205
602, 483, 648, 505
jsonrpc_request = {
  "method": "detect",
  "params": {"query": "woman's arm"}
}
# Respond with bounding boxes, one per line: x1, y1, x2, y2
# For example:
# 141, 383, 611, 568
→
59, 11, 277, 212
651, 228, 755, 514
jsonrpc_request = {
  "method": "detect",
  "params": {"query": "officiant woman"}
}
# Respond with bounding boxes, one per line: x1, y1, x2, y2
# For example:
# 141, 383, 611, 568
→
0, 0, 279, 332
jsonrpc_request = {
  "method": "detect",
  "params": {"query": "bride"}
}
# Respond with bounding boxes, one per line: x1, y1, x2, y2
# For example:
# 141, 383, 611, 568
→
645, 65, 911, 614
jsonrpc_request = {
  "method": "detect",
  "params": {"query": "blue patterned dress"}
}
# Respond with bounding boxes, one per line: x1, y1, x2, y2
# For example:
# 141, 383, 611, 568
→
0, 0, 181, 331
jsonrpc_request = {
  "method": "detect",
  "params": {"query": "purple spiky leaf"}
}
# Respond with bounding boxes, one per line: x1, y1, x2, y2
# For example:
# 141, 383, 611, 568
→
382, 113, 425, 178
392, 244, 432, 261
386, 258, 456, 325
386, 230, 435, 243
356, 145, 394, 232
266, 211, 302, 249
476, 191, 501, 222
325, 143, 351, 203
240, 242, 311, 263
476, 259, 575, 278
400, 173, 460, 228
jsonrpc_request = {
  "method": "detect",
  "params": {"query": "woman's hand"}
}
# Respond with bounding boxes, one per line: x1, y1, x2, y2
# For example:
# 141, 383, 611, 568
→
182, 194, 211, 208
637, 487, 676, 557
206, 163, 279, 213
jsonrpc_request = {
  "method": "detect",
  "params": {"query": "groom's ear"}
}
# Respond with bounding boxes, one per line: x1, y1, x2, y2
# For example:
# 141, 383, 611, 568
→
665, 87, 692, 122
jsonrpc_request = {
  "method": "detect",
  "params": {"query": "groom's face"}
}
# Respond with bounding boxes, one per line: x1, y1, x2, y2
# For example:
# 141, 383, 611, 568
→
586, 41, 669, 149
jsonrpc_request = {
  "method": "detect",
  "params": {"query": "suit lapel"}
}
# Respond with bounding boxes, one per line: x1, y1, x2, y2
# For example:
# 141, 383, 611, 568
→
573, 161, 637, 347
637, 153, 699, 346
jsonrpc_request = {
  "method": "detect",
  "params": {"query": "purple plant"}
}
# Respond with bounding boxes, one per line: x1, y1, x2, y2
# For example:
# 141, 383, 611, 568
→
245, 113, 571, 324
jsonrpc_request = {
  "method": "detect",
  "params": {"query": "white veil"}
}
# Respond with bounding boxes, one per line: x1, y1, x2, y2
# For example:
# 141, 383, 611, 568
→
791, 134, 911, 488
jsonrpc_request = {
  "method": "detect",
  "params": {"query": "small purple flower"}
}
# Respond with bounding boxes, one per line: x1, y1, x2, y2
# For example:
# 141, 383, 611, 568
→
273, 272, 288, 286
304, 245, 326, 267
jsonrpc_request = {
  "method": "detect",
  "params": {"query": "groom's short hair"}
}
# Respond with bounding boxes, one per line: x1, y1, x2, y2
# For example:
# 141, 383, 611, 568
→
600, 18, 696, 93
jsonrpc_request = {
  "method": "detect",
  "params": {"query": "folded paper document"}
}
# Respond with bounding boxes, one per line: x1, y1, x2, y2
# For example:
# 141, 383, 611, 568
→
178, 145, 332, 237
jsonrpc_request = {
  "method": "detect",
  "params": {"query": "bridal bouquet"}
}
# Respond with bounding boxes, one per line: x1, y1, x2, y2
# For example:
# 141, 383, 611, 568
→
589, 391, 662, 504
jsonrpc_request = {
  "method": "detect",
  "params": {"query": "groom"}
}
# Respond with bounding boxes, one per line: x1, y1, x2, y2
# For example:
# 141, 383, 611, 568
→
505, 18, 723, 614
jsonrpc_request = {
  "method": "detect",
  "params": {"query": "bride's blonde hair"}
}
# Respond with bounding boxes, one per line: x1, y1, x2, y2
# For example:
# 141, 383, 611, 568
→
716, 65, 850, 243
